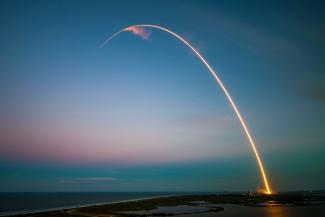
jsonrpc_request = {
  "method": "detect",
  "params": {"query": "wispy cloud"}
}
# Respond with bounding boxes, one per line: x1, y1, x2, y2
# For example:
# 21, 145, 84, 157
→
183, 115, 233, 126
185, 4, 302, 58
178, 114, 236, 130
60, 177, 117, 184
298, 75, 325, 103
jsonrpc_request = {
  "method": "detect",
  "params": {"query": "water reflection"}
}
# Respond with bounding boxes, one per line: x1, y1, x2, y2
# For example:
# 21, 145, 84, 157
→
220, 204, 325, 217
265, 205, 325, 217
265, 206, 288, 217
120, 203, 325, 217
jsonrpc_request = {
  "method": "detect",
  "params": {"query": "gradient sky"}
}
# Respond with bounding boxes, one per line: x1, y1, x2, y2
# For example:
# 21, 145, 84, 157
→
0, 0, 324, 192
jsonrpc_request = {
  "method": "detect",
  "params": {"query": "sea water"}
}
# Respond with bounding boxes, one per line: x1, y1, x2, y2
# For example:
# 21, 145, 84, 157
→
0, 192, 183, 216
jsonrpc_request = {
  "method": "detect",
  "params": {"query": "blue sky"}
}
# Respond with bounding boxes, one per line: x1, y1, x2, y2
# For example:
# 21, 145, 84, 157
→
0, 0, 324, 192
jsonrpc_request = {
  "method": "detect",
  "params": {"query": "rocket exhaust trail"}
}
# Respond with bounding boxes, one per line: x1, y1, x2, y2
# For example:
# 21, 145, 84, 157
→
99, 29, 126, 48
101, 24, 273, 194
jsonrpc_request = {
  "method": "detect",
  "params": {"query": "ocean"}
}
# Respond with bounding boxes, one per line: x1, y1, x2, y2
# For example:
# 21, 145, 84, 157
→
0, 192, 184, 216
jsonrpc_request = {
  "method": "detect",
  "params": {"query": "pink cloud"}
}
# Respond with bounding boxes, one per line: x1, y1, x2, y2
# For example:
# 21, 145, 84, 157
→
126, 27, 151, 40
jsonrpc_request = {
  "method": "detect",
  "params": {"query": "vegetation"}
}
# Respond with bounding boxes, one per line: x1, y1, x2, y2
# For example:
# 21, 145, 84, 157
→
12, 192, 325, 217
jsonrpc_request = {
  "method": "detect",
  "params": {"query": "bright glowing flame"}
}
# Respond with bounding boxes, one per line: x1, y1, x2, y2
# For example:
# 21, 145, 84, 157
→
101, 24, 273, 194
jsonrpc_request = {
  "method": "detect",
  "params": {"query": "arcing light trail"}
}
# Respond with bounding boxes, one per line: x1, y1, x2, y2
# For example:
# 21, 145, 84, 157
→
101, 24, 273, 194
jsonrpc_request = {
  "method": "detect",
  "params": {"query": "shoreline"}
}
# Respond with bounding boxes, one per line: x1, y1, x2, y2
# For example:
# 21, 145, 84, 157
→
0, 194, 177, 216
2, 192, 324, 217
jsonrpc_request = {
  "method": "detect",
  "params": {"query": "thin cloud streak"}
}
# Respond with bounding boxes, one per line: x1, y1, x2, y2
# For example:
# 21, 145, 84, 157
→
60, 177, 117, 184
186, 4, 302, 58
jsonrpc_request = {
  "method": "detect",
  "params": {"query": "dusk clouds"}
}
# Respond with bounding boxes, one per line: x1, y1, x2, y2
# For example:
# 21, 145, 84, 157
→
0, 0, 324, 192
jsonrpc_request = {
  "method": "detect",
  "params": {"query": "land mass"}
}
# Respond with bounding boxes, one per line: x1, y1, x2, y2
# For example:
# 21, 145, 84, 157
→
9, 192, 325, 217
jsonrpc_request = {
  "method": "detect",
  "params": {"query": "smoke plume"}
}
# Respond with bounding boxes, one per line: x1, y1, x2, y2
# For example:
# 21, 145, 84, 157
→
126, 26, 151, 40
